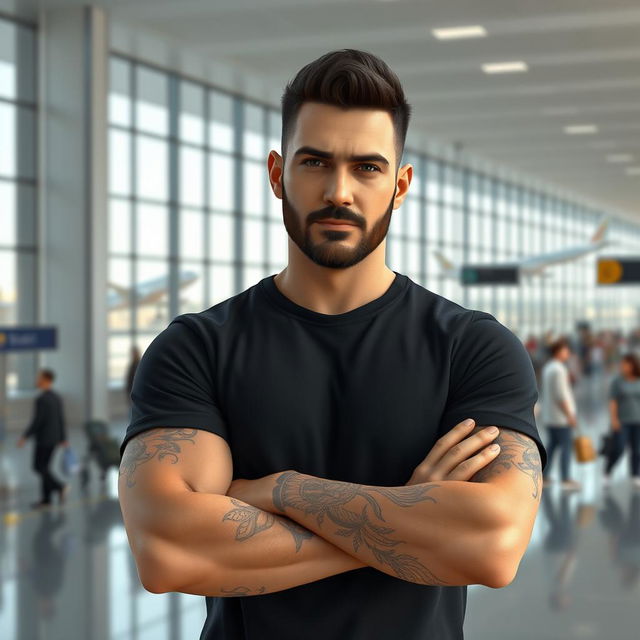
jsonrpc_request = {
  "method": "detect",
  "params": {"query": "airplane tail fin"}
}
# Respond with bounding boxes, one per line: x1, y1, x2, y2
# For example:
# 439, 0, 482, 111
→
591, 217, 609, 244
434, 250, 456, 272
108, 282, 130, 298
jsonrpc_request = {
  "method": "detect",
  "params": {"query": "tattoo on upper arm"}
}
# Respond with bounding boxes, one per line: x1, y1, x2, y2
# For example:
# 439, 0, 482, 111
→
272, 472, 447, 586
470, 427, 542, 499
119, 428, 199, 488
222, 498, 313, 552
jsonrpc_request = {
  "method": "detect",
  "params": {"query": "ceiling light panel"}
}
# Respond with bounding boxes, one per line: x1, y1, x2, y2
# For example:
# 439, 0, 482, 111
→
606, 154, 634, 163
482, 61, 528, 74
564, 124, 599, 135
432, 25, 487, 40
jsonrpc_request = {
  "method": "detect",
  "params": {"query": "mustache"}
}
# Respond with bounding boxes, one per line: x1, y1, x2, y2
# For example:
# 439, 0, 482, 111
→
307, 206, 362, 227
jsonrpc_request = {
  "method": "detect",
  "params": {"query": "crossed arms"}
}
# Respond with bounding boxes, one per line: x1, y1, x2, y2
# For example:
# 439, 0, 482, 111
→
118, 419, 542, 597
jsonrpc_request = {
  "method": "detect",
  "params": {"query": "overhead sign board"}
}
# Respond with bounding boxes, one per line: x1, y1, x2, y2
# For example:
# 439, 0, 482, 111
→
597, 258, 640, 285
461, 265, 520, 286
0, 327, 57, 352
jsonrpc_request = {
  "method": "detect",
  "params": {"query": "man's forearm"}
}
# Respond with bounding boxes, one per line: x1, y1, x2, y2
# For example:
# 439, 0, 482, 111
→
265, 472, 519, 588
128, 489, 366, 597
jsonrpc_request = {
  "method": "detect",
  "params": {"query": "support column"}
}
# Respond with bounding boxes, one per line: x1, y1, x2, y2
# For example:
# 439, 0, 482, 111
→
40, 5, 109, 428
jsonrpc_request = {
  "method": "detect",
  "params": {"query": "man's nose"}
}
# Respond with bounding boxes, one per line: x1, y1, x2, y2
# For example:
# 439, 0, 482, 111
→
324, 168, 354, 208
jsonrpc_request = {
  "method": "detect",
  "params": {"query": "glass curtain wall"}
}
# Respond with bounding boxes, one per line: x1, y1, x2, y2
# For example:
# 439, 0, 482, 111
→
108, 54, 640, 386
0, 15, 37, 393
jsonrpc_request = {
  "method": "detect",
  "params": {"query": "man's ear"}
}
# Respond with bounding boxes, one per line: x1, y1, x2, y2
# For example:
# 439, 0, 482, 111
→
393, 163, 413, 209
268, 150, 283, 200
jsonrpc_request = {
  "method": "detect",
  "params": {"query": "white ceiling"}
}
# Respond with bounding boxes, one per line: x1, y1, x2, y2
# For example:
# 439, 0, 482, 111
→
8, 0, 640, 222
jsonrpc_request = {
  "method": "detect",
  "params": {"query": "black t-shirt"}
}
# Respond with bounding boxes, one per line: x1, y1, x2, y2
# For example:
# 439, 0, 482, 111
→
121, 270, 547, 640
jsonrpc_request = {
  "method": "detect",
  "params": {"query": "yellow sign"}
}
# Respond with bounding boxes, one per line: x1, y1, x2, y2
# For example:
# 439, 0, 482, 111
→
597, 259, 623, 284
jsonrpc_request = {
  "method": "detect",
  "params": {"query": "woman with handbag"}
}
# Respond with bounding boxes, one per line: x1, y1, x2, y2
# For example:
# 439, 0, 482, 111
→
604, 352, 640, 488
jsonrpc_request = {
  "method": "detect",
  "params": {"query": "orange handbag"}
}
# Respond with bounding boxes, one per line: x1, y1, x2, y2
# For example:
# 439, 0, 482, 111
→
574, 429, 597, 463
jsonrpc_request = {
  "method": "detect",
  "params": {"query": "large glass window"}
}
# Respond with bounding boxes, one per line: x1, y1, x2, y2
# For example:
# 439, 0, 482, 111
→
0, 16, 37, 393
109, 55, 640, 386
108, 56, 283, 386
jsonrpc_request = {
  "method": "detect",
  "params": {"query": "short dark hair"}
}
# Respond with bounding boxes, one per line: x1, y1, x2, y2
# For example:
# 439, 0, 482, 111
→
39, 368, 55, 383
622, 352, 640, 378
280, 49, 412, 170
550, 338, 570, 357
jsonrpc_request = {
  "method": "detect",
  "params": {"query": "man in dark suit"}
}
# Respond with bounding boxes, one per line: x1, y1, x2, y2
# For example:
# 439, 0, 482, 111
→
17, 368, 69, 508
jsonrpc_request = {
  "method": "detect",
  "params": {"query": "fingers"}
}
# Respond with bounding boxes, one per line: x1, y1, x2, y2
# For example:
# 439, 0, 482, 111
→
429, 425, 500, 479
447, 443, 501, 481
418, 418, 477, 472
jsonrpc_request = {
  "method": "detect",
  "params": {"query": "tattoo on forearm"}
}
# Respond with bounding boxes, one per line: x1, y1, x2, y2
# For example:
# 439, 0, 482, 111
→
272, 471, 447, 585
470, 427, 542, 499
219, 585, 267, 597
119, 428, 199, 488
222, 498, 313, 551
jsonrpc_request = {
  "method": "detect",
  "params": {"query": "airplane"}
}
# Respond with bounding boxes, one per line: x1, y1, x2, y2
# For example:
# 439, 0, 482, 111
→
0, 271, 200, 323
108, 269, 200, 311
435, 216, 611, 282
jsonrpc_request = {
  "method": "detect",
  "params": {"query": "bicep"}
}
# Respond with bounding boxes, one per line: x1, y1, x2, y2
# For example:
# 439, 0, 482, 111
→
118, 427, 233, 531
468, 426, 542, 517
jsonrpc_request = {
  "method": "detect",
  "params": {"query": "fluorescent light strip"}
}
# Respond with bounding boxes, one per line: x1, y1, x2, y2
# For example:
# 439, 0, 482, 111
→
433, 25, 487, 40
564, 124, 598, 135
482, 61, 528, 74
607, 154, 634, 163
625, 166, 640, 176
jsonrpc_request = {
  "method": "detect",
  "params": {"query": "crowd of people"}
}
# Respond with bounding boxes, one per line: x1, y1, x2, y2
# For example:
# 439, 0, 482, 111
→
525, 325, 640, 491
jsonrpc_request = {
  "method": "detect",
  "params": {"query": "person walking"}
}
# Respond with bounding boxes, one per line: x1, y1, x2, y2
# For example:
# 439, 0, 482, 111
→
541, 338, 581, 490
17, 368, 69, 508
604, 353, 640, 488
124, 345, 141, 407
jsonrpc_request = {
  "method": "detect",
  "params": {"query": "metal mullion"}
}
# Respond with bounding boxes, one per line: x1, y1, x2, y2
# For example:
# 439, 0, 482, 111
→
203, 84, 211, 306
233, 97, 244, 294
419, 155, 427, 287
168, 73, 179, 320
262, 105, 270, 277
130, 59, 137, 342
516, 185, 524, 332
461, 166, 470, 308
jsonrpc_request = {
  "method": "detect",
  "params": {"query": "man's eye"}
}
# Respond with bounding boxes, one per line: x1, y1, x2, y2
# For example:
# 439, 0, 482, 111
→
301, 159, 380, 172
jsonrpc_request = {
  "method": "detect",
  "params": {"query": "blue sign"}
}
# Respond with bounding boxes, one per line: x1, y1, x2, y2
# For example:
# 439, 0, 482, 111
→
0, 326, 57, 352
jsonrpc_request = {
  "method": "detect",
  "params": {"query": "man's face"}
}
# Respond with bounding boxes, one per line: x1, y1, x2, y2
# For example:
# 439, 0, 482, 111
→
272, 102, 410, 269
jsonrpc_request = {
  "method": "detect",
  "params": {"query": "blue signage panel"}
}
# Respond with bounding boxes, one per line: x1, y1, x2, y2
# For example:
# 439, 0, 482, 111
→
0, 327, 57, 352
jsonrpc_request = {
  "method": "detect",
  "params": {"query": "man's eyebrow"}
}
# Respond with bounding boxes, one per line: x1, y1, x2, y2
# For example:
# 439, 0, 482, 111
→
293, 145, 390, 167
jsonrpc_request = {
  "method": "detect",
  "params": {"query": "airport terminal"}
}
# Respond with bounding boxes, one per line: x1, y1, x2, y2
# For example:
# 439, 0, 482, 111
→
1, 1, 639, 639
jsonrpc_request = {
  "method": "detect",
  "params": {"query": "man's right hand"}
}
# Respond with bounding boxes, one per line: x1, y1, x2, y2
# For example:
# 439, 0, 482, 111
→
405, 418, 501, 485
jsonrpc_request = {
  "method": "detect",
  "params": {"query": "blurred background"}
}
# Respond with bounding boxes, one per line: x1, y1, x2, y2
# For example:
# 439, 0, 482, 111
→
0, 0, 639, 638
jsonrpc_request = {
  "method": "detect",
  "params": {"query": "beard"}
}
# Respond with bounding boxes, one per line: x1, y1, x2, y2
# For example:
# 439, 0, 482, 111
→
280, 179, 397, 270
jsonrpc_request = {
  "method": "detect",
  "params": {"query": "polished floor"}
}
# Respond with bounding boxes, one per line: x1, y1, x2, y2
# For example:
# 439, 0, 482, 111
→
1, 371, 638, 640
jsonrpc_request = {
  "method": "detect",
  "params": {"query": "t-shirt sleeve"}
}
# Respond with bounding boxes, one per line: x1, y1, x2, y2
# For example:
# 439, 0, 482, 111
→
438, 311, 547, 471
119, 317, 229, 458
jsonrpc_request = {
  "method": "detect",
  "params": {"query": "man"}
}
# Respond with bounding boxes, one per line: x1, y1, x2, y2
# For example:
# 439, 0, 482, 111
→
17, 368, 69, 508
119, 49, 547, 640
541, 338, 580, 490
